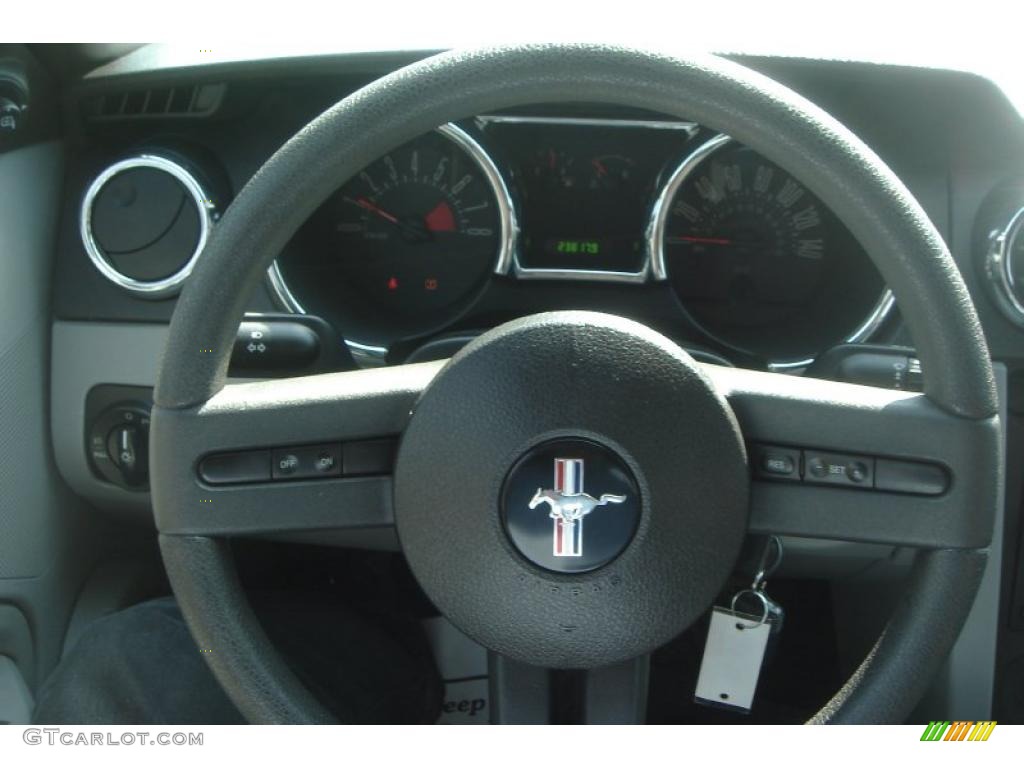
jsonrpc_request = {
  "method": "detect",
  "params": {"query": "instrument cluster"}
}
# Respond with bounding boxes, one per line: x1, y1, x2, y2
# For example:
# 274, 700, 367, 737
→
270, 113, 892, 368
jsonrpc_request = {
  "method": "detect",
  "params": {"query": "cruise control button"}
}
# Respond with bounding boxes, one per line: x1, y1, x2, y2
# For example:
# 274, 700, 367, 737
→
343, 439, 396, 476
803, 451, 874, 488
271, 444, 342, 480
807, 457, 828, 478
875, 459, 948, 496
275, 453, 300, 476
199, 450, 271, 485
847, 461, 870, 483
314, 451, 338, 474
753, 444, 801, 481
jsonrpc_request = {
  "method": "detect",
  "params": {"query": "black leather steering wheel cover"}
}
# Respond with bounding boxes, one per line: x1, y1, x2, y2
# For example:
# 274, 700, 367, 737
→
151, 44, 998, 724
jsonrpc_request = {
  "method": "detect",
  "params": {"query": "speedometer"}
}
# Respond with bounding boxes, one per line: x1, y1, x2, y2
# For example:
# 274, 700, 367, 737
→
270, 124, 514, 358
650, 134, 892, 365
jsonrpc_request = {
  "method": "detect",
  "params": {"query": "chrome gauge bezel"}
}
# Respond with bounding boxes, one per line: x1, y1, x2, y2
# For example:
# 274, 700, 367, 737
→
266, 122, 517, 364
478, 113, 699, 284
80, 154, 216, 298
646, 132, 896, 369
985, 205, 1024, 327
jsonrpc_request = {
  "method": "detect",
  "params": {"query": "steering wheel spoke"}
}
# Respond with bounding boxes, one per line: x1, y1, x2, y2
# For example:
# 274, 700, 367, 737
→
151, 362, 441, 540
488, 653, 649, 724
706, 365, 1000, 549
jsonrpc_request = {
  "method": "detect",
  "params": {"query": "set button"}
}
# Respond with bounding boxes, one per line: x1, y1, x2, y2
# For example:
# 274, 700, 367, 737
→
804, 451, 873, 487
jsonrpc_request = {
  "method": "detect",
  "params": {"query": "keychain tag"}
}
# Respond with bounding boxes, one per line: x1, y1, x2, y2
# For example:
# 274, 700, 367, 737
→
694, 606, 771, 713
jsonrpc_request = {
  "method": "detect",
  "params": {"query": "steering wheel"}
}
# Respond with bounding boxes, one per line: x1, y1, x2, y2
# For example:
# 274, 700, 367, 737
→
150, 45, 1001, 724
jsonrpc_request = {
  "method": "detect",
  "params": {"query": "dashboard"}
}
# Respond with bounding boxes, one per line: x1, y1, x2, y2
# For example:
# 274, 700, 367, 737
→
41, 54, 1024, 475
265, 115, 889, 367
63, 53, 1023, 380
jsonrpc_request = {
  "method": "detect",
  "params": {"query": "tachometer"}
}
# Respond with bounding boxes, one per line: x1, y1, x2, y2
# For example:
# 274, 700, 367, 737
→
270, 124, 514, 357
650, 135, 892, 365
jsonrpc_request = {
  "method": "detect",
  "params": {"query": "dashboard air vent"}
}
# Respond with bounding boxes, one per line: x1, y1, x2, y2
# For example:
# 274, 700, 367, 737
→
83, 83, 225, 121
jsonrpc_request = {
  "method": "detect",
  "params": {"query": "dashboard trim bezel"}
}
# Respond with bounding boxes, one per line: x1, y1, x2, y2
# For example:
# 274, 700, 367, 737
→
647, 132, 896, 369
266, 121, 516, 364
984, 205, 1024, 326
80, 153, 216, 298
480, 113, 698, 284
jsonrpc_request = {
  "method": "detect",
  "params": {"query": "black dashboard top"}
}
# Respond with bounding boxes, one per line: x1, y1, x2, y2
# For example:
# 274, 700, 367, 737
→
49, 52, 1024, 370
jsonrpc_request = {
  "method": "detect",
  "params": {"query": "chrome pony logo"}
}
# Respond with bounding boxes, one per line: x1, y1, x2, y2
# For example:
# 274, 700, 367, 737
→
529, 458, 626, 557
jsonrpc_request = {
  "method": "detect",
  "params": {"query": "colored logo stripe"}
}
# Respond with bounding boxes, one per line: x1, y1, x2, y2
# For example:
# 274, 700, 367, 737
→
920, 721, 996, 742
553, 459, 584, 557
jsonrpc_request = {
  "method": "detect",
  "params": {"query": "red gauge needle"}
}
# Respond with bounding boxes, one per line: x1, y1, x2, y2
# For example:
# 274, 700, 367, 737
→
676, 235, 735, 246
592, 158, 608, 176
346, 196, 399, 225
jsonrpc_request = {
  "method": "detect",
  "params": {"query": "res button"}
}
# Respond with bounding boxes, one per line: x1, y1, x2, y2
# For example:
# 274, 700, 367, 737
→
753, 445, 801, 481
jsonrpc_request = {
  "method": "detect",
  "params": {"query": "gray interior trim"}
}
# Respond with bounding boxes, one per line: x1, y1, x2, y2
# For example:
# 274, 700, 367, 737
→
1, 141, 125, 700
0, 655, 33, 725
50, 321, 167, 512
0, 142, 72, 578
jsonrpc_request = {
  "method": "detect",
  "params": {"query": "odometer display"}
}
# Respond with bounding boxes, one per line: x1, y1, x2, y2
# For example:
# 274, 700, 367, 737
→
655, 136, 886, 363
275, 125, 507, 347
485, 119, 694, 275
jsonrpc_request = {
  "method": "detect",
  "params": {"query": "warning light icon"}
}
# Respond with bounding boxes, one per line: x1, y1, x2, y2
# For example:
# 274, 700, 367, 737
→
387, 276, 399, 291
424, 278, 438, 291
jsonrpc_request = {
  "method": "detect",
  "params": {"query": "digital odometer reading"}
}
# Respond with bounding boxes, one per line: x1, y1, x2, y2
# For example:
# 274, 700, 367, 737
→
545, 238, 607, 257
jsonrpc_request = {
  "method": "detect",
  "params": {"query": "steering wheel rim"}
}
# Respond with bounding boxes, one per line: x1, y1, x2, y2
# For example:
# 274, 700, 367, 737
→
151, 44, 1000, 724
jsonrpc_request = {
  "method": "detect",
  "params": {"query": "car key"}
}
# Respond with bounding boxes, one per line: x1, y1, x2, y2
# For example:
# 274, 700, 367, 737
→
694, 537, 784, 713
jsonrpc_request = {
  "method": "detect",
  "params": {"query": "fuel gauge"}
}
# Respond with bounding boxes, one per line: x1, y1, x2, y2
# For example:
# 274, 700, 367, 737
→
525, 148, 576, 191
588, 154, 635, 191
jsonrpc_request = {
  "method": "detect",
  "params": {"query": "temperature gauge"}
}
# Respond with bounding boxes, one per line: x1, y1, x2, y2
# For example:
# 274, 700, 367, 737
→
525, 148, 576, 191
588, 155, 635, 191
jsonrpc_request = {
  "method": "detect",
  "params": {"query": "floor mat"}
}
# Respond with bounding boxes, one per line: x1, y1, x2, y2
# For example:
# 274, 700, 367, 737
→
423, 617, 490, 724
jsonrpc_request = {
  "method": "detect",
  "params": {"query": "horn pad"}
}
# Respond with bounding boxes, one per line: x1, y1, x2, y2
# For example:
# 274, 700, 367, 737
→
394, 311, 749, 669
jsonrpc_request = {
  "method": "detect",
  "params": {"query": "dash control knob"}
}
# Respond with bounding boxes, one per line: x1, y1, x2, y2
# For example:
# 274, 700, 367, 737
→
106, 423, 147, 485
985, 206, 1024, 327
89, 403, 151, 490
0, 96, 24, 135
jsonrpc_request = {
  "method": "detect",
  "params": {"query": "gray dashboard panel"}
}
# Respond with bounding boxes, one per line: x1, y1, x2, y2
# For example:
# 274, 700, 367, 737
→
0, 142, 66, 578
50, 321, 167, 513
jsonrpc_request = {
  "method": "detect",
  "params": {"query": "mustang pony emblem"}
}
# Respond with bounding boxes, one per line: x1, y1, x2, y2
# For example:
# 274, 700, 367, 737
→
528, 458, 626, 557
